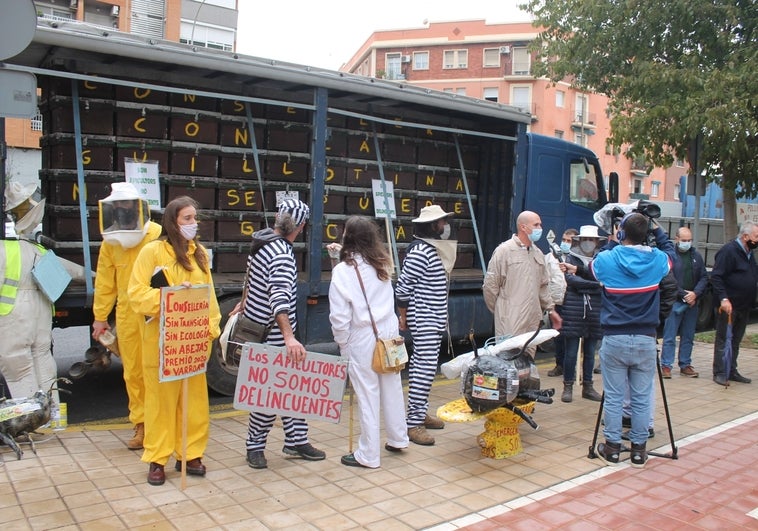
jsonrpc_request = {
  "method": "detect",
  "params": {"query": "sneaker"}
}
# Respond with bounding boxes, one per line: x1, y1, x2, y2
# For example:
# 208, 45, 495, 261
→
596, 441, 621, 466
547, 365, 563, 377
680, 365, 699, 378
341, 453, 369, 468
246, 450, 267, 469
408, 426, 435, 446
630, 442, 648, 468
424, 414, 445, 430
729, 372, 752, 384
593, 367, 601, 374
661, 366, 672, 379
621, 428, 655, 440
282, 443, 326, 461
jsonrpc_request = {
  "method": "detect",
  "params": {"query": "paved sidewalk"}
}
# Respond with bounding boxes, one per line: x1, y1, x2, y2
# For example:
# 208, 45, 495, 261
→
1, 340, 757, 530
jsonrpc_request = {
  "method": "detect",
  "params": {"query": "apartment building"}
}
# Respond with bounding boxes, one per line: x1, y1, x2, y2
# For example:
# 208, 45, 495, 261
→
4, 0, 238, 188
341, 19, 685, 205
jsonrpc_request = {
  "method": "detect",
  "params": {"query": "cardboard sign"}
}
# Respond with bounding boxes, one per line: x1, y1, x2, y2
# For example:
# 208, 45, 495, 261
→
159, 285, 213, 382
125, 159, 161, 211
233, 344, 348, 423
371, 179, 397, 219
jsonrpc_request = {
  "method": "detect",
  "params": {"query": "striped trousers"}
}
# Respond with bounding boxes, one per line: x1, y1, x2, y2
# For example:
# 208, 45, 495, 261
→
406, 329, 443, 427
245, 413, 309, 451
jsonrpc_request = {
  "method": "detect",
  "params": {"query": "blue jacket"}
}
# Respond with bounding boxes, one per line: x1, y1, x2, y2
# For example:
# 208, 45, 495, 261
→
590, 245, 671, 336
671, 247, 707, 300
711, 238, 758, 311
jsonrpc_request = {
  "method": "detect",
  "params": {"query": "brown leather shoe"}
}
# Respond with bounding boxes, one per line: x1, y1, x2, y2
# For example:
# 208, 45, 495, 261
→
680, 365, 699, 378
423, 414, 445, 430
147, 462, 165, 486
127, 423, 144, 450
174, 457, 206, 476
408, 426, 435, 446
661, 367, 672, 379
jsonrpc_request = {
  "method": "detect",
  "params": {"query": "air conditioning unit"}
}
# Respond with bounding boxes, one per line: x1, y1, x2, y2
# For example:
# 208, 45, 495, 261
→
401, 55, 411, 63
111, 5, 120, 17
499, 46, 511, 54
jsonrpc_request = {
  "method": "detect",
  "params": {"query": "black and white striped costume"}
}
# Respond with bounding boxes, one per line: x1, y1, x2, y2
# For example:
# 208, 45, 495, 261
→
395, 239, 449, 428
243, 229, 309, 451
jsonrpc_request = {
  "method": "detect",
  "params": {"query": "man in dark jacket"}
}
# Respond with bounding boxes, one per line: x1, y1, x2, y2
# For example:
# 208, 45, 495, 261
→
710, 221, 758, 386
660, 227, 708, 379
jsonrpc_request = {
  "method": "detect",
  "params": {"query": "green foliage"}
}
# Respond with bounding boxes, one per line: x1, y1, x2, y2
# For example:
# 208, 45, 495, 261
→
522, 0, 758, 198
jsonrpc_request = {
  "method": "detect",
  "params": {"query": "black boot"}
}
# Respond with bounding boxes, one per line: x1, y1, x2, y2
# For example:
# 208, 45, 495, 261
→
596, 441, 621, 466
630, 442, 648, 468
582, 382, 602, 401
561, 383, 573, 403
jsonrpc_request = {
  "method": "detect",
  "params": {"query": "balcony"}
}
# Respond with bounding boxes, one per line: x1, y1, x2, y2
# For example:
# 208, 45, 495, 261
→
571, 110, 597, 129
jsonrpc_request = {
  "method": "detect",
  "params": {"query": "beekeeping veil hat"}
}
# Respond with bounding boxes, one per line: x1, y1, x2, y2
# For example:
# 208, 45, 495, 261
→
5, 181, 45, 237
99, 182, 150, 248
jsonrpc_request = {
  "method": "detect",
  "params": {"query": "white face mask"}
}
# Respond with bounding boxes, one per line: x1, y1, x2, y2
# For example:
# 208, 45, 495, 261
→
180, 223, 198, 241
579, 240, 597, 255
559, 242, 572, 253
440, 223, 451, 240
677, 241, 692, 252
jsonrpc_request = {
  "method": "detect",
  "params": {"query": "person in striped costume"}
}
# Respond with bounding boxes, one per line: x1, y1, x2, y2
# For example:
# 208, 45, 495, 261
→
396, 205, 455, 446
243, 199, 326, 469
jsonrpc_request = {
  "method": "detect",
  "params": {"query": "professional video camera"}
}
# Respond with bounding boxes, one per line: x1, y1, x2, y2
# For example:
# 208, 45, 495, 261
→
596, 200, 662, 248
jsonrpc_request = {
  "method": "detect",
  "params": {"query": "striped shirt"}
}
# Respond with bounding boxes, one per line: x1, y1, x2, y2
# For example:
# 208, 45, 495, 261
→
395, 239, 449, 332
242, 235, 297, 346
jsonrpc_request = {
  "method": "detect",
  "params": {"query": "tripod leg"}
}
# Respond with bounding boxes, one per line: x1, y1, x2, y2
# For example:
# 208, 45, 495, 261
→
587, 391, 605, 458
652, 350, 678, 459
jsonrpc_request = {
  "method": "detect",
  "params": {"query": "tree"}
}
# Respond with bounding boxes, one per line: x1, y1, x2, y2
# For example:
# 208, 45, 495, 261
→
523, 0, 758, 237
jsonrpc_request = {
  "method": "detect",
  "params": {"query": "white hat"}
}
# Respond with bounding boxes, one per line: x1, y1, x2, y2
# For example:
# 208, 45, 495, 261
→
5, 181, 37, 210
412, 204, 453, 223
574, 225, 602, 239
103, 182, 140, 201
13, 198, 45, 236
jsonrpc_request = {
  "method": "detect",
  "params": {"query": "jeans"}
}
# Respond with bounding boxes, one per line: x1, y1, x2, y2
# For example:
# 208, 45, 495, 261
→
661, 301, 698, 369
563, 336, 598, 384
713, 307, 749, 377
600, 334, 657, 445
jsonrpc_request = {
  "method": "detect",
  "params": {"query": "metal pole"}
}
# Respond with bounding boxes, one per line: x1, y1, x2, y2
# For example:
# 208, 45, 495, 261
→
1, 117, 6, 239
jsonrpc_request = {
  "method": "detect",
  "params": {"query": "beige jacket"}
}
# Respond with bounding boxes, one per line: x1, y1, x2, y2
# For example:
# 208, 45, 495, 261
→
483, 235, 553, 338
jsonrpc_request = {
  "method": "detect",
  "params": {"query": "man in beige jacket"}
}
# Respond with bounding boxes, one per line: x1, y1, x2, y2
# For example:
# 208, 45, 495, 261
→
483, 211, 562, 346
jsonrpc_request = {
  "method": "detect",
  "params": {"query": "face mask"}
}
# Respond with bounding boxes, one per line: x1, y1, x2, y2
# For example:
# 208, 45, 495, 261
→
747, 239, 758, 250
180, 223, 198, 241
527, 228, 542, 243
579, 241, 596, 254
559, 242, 571, 253
677, 241, 692, 252
440, 223, 451, 240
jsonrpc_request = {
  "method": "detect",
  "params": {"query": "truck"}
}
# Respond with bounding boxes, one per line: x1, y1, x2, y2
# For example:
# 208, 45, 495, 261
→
3, 20, 613, 395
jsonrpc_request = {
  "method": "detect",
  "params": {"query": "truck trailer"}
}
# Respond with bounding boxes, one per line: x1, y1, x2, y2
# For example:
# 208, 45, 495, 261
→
3, 20, 612, 395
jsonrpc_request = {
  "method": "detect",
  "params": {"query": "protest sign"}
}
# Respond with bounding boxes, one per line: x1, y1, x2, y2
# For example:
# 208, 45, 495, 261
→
159, 285, 212, 382
234, 344, 348, 423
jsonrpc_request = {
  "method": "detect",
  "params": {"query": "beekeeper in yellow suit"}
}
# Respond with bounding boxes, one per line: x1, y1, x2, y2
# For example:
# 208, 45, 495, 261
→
127, 196, 220, 486
92, 182, 162, 450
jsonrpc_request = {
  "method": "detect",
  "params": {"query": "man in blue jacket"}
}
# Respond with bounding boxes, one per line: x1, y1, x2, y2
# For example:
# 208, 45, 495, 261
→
660, 227, 707, 379
710, 221, 758, 386
590, 213, 672, 469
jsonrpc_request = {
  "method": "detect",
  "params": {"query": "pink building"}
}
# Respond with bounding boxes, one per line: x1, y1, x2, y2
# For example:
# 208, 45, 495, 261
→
342, 19, 684, 204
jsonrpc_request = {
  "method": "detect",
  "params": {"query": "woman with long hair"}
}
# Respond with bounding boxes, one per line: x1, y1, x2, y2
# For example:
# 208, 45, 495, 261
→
329, 216, 409, 468
128, 196, 221, 485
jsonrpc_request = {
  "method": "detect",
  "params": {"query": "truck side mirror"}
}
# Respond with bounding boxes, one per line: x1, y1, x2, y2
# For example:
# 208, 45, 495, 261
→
608, 172, 619, 203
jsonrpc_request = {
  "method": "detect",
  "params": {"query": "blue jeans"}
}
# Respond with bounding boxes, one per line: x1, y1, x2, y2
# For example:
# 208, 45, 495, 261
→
600, 334, 657, 445
661, 301, 698, 369
563, 336, 598, 384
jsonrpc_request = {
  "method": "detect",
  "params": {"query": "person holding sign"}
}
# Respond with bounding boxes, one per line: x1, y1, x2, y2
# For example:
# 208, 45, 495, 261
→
92, 182, 162, 450
128, 196, 221, 486
329, 216, 409, 468
395, 204, 456, 446
243, 199, 326, 469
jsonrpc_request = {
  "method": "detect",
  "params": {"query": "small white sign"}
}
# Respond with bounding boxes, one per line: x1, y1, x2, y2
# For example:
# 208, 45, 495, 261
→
275, 190, 300, 206
125, 159, 161, 210
371, 179, 396, 219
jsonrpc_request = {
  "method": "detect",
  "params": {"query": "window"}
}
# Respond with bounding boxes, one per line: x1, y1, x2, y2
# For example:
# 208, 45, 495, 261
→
574, 132, 586, 147
30, 111, 42, 132
483, 88, 499, 102
511, 86, 531, 113
674, 183, 681, 200
651, 182, 660, 197
385, 53, 403, 80
180, 21, 234, 51
443, 49, 468, 69
575, 94, 589, 122
413, 51, 429, 70
556, 90, 565, 108
675, 158, 684, 167
569, 160, 601, 208
633, 179, 643, 194
455, 88, 466, 96
483, 48, 500, 67
555, 130, 564, 139
190, 0, 235, 7
512, 47, 530, 75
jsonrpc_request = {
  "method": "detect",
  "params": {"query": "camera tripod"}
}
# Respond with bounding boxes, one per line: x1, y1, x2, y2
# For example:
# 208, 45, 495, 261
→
588, 349, 679, 460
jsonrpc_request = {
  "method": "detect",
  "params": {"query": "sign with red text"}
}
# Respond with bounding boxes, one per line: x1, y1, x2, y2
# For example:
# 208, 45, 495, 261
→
233, 344, 348, 423
159, 285, 213, 382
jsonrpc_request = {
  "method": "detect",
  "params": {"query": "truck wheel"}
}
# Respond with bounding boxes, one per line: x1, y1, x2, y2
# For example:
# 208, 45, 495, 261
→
206, 296, 242, 396
696, 289, 715, 331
